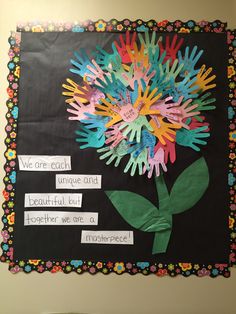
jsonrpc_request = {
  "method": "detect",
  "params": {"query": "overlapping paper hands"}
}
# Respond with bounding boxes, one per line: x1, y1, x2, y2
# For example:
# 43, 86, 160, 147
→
63, 31, 216, 177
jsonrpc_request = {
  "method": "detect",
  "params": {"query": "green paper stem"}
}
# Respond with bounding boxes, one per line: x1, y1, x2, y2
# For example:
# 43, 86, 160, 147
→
105, 190, 171, 232
155, 173, 170, 213
105, 157, 209, 255
152, 229, 172, 254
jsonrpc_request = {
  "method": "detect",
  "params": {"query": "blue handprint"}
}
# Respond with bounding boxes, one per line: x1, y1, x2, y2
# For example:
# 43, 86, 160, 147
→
178, 46, 203, 78
81, 113, 109, 137
169, 75, 199, 101
70, 48, 93, 78
128, 129, 156, 158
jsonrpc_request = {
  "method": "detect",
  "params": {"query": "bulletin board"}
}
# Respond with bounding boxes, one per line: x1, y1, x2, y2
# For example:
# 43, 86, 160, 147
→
1, 19, 236, 277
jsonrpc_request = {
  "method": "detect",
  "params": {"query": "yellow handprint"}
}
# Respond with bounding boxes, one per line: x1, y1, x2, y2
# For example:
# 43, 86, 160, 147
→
126, 43, 149, 68
134, 85, 162, 116
191, 64, 216, 93
95, 94, 122, 128
150, 116, 181, 145
62, 79, 88, 104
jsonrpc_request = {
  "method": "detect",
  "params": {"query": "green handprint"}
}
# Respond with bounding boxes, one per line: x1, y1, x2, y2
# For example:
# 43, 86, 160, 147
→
124, 148, 149, 176
97, 140, 129, 167
138, 31, 162, 53
119, 115, 153, 143
192, 92, 216, 111
159, 59, 184, 83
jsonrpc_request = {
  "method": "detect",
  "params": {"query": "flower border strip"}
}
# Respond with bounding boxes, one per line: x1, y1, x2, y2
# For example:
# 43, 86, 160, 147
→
1, 20, 234, 277
228, 30, 236, 267
1, 31, 21, 267
16, 19, 227, 34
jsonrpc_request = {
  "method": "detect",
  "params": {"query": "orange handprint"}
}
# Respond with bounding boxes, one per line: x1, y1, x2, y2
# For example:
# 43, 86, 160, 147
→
150, 116, 181, 145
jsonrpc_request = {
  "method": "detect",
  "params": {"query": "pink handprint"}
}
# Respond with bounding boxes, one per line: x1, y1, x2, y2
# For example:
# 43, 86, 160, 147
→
155, 136, 176, 164
107, 92, 139, 123
143, 148, 167, 178
74, 81, 105, 105
67, 100, 95, 121
152, 96, 181, 120
166, 96, 200, 129
86, 59, 111, 86
105, 123, 126, 148
122, 62, 155, 90
114, 104, 139, 122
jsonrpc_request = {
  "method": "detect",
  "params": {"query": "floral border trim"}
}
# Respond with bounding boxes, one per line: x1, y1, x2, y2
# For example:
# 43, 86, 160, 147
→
1, 20, 235, 277
228, 30, 236, 267
1, 31, 21, 267
16, 19, 227, 33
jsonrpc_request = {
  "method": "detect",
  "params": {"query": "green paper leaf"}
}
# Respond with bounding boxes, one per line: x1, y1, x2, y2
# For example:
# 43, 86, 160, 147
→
169, 157, 209, 214
105, 191, 171, 232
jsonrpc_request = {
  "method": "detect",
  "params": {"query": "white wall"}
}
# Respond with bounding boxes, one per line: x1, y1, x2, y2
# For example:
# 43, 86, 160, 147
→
0, 1, 235, 313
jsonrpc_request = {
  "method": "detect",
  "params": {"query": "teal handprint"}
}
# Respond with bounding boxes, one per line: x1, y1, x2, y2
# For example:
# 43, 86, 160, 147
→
119, 115, 153, 143
81, 113, 109, 137
192, 92, 216, 111
94, 43, 121, 69
70, 49, 93, 78
176, 126, 210, 151
75, 126, 105, 149
178, 45, 203, 77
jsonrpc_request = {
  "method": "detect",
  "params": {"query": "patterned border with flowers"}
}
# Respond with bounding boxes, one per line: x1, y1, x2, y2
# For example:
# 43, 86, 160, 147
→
16, 19, 226, 33
227, 29, 236, 267
1, 20, 235, 277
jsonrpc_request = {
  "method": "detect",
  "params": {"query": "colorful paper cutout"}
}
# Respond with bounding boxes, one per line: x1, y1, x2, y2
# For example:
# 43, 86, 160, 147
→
106, 157, 209, 254
63, 30, 217, 178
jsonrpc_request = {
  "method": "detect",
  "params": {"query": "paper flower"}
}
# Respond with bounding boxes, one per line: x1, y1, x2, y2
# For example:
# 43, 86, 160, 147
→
63, 31, 216, 177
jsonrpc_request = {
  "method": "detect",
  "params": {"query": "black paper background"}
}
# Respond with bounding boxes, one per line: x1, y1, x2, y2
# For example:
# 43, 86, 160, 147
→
14, 32, 229, 263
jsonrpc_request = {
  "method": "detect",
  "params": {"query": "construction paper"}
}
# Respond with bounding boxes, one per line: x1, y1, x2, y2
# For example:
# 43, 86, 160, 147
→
60, 29, 220, 179
106, 157, 209, 254
24, 193, 83, 208
55, 174, 102, 189
81, 230, 134, 245
169, 157, 209, 214
106, 190, 171, 233
24, 211, 98, 226
18, 155, 71, 171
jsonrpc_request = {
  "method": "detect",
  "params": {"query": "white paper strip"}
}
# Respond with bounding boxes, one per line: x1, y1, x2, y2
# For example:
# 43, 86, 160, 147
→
81, 230, 134, 245
18, 155, 71, 171
56, 174, 102, 189
24, 193, 82, 208
24, 211, 98, 226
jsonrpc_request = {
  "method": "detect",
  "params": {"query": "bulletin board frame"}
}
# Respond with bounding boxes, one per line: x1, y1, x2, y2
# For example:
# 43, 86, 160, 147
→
1, 19, 235, 277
